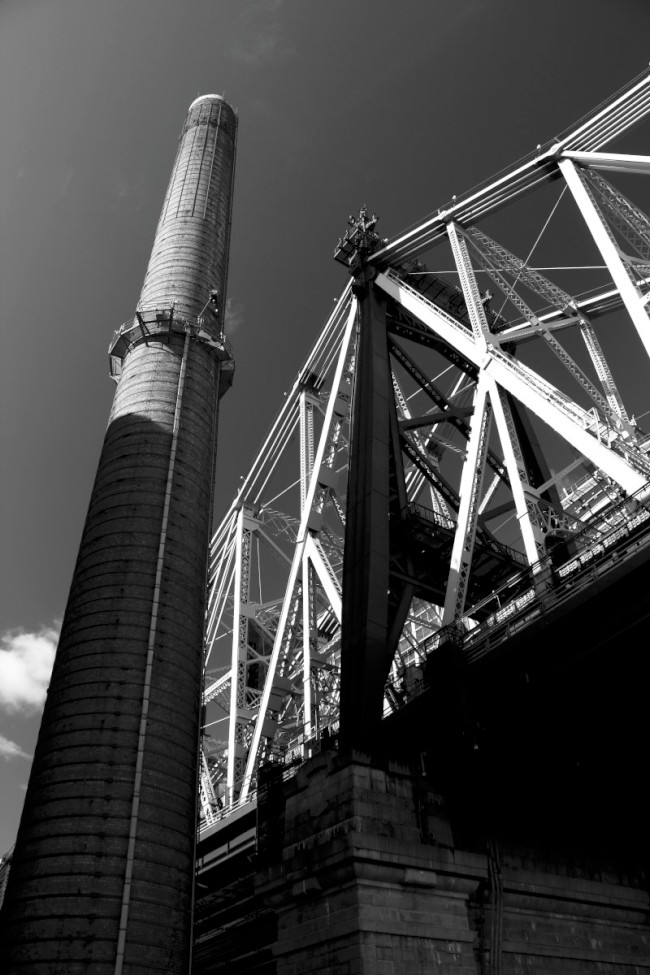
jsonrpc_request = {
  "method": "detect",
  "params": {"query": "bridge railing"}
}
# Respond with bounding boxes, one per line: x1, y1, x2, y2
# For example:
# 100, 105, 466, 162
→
199, 723, 343, 833
386, 481, 650, 708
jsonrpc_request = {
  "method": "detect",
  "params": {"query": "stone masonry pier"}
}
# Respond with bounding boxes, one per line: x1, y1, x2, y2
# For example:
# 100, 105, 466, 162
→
195, 747, 650, 974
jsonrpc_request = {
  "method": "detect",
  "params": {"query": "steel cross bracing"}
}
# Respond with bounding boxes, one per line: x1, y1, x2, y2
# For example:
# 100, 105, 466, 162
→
199, 71, 650, 825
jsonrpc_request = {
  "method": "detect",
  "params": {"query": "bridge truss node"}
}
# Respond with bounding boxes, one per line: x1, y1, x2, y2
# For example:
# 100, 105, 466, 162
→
199, 70, 650, 828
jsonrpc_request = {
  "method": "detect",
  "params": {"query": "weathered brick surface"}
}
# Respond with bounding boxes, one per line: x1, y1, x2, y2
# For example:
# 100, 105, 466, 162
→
0, 96, 237, 975
249, 751, 650, 975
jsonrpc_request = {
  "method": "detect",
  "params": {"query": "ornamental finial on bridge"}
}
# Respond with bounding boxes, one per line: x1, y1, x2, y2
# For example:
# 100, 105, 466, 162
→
334, 204, 384, 270
349, 204, 377, 234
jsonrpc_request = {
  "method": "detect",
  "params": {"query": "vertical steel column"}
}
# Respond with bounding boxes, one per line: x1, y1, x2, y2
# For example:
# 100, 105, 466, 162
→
299, 389, 316, 741
227, 506, 253, 805
341, 276, 394, 747
301, 555, 316, 740
488, 381, 548, 567
0, 95, 237, 975
442, 378, 492, 624
559, 157, 650, 362
448, 223, 549, 572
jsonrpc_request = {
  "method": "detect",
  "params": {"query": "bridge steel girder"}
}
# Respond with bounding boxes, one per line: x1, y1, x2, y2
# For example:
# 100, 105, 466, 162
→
238, 299, 357, 799
200, 70, 650, 819
442, 376, 492, 624
375, 271, 647, 497
559, 156, 650, 365
340, 277, 398, 748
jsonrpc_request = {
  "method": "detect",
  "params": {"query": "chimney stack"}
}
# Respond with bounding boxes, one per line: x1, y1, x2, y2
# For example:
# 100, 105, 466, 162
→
0, 94, 237, 975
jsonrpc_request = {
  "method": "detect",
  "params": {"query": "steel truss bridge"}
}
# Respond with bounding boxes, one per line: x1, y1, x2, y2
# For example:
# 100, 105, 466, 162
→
198, 70, 650, 834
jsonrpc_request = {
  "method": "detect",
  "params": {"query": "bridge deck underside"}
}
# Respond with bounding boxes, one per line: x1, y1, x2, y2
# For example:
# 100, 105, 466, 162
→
383, 539, 650, 857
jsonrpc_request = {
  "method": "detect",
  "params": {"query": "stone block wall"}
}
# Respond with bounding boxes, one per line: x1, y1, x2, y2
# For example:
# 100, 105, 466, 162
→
253, 749, 650, 975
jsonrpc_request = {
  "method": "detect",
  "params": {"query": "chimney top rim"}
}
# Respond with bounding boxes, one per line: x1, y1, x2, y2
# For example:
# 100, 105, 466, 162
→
189, 94, 233, 111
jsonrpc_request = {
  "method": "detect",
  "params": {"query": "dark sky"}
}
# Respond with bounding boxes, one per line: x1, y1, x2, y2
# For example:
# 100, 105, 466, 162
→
1, 0, 649, 851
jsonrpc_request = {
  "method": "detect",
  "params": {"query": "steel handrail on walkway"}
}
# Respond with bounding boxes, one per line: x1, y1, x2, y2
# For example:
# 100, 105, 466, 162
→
386, 481, 650, 709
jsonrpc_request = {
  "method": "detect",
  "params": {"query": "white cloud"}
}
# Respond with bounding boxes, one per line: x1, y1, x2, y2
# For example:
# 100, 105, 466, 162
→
0, 624, 59, 714
231, 0, 294, 67
59, 167, 76, 197
224, 296, 244, 335
0, 734, 31, 762
232, 31, 283, 67
108, 170, 146, 211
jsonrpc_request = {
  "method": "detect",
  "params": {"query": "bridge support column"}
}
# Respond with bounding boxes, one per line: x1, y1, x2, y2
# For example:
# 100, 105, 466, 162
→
246, 749, 650, 975
258, 750, 478, 975
341, 276, 393, 748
